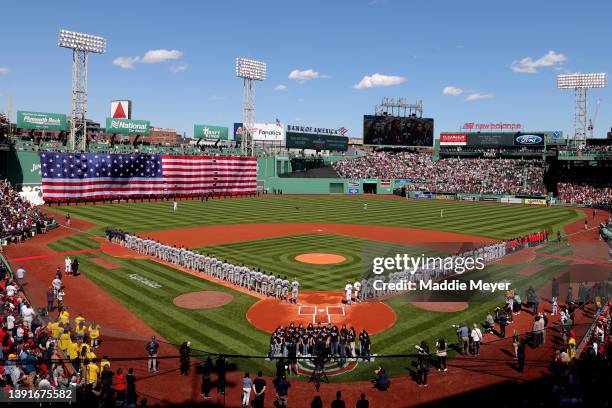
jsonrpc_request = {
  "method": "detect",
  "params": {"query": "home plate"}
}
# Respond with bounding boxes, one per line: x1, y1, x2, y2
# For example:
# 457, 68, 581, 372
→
316, 229, 323, 232
318, 308, 325, 312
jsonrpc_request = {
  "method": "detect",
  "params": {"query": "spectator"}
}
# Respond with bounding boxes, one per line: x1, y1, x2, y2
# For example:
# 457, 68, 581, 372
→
241, 372, 252, 408
311, 395, 323, 408
356, 393, 369, 408
252, 370, 266, 408
435, 338, 447, 371
274, 374, 290, 407
179, 341, 191, 375
200, 357, 213, 399
471, 323, 483, 356
456, 323, 469, 355
331, 390, 346, 408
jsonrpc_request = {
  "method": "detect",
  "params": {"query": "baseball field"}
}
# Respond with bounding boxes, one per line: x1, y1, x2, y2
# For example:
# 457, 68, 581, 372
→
43, 195, 584, 380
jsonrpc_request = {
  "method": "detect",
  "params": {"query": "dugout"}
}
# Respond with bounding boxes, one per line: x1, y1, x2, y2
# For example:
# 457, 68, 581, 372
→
363, 182, 377, 194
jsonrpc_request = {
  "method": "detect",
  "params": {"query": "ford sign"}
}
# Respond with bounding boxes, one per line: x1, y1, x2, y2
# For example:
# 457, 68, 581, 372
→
515, 134, 543, 145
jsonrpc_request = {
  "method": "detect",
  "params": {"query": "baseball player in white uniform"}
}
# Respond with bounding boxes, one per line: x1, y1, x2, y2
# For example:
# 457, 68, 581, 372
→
65, 257, 72, 276
353, 281, 361, 303
345, 282, 353, 305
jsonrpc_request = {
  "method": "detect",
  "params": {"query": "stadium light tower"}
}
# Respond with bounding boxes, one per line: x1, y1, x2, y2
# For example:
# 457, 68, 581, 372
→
59, 29, 107, 151
557, 72, 607, 148
235, 58, 266, 156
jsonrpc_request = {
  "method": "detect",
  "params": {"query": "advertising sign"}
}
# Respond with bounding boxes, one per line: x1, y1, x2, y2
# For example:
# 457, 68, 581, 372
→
105, 118, 150, 135
194, 124, 229, 140
348, 188, 360, 194
380, 179, 391, 188
432, 194, 455, 200
285, 132, 348, 151
110, 100, 132, 119
440, 133, 467, 146
17, 111, 68, 131
233, 122, 285, 142
394, 179, 411, 185
348, 179, 360, 188
524, 198, 547, 205
363, 115, 434, 147
514, 134, 544, 147
467, 133, 515, 147
286, 124, 347, 136
462, 122, 523, 131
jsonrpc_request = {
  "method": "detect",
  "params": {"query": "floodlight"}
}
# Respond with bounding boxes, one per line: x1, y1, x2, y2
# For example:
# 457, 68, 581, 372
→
557, 72, 607, 148
59, 29, 107, 54
557, 72, 606, 89
59, 29, 107, 151
235, 58, 266, 81
236, 57, 267, 156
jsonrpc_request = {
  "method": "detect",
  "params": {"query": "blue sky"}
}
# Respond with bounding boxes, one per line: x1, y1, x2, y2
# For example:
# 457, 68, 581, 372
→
1, 0, 611, 139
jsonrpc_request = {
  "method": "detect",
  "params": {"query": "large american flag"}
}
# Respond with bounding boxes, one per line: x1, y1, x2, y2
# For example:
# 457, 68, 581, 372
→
40, 152, 257, 201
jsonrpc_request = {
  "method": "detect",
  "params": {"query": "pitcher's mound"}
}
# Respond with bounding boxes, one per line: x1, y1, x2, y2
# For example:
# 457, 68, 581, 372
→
173, 291, 233, 309
295, 253, 346, 265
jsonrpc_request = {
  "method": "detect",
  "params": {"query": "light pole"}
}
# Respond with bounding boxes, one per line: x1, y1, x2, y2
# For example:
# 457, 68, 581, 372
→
235, 58, 266, 156
58, 29, 107, 152
557, 73, 607, 149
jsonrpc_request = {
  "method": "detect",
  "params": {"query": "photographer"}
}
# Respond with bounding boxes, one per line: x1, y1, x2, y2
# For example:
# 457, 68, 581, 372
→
415, 341, 430, 386
372, 366, 389, 391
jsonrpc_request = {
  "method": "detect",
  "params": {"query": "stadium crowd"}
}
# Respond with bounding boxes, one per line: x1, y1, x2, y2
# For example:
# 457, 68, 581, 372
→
0, 260, 144, 407
558, 182, 612, 207
332, 152, 546, 195
106, 229, 301, 302
1, 180, 56, 245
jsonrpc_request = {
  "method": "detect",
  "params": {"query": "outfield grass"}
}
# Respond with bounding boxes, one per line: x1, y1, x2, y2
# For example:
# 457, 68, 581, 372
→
44, 196, 581, 380
47, 196, 582, 240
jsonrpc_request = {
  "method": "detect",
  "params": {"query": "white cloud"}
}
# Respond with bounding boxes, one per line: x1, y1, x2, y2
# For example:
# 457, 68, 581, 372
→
112, 57, 139, 69
511, 50, 567, 74
274, 84, 288, 91
353, 73, 405, 89
465, 92, 494, 102
169, 62, 189, 73
0, 67, 11, 75
294, 116, 305, 122
288, 69, 328, 82
442, 86, 463, 96
141, 49, 184, 64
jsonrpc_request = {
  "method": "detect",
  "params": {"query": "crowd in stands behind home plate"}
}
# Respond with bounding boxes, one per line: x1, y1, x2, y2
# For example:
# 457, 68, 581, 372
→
1, 180, 56, 245
332, 152, 545, 195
